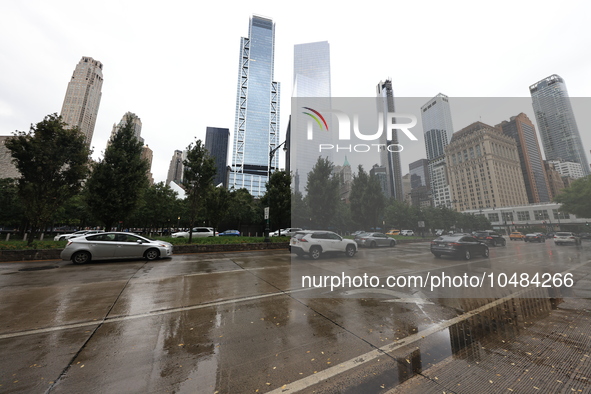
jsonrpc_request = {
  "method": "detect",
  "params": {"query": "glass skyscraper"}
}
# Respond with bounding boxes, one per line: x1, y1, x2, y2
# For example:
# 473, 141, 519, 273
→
290, 41, 331, 194
205, 127, 230, 187
229, 15, 280, 197
529, 74, 589, 176
421, 93, 454, 208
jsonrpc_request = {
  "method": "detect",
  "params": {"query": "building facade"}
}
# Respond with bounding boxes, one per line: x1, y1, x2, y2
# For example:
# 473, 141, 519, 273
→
376, 79, 403, 201
205, 127, 230, 187
229, 15, 280, 197
166, 150, 184, 187
0, 136, 20, 179
546, 159, 585, 179
109, 112, 143, 145
446, 122, 529, 211
421, 93, 454, 208
60, 56, 103, 146
529, 74, 589, 175
141, 145, 154, 186
496, 113, 551, 203
290, 41, 332, 194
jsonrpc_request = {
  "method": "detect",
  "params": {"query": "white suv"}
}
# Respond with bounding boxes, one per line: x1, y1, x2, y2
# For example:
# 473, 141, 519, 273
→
171, 227, 217, 238
401, 230, 415, 236
290, 230, 357, 260
271, 228, 303, 237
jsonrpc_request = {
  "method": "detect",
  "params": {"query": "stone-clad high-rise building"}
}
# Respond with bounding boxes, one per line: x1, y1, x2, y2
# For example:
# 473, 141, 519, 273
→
446, 122, 529, 211
529, 74, 589, 175
229, 15, 280, 197
496, 113, 551, 204
60, 56, 103, 146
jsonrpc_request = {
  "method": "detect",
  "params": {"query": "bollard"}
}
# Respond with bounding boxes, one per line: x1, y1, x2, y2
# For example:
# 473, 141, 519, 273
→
5, 233, 9, 241
40, 233, 44, 241
23, 233, 27, 241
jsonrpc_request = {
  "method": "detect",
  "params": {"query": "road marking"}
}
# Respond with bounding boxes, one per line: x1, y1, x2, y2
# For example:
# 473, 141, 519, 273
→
267, 258, 591, 394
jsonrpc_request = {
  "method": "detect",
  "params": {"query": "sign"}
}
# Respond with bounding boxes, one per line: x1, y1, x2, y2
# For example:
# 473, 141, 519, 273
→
264, 207, 269, 220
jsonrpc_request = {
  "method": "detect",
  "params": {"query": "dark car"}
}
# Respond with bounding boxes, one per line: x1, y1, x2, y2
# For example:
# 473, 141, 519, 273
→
579, 232, 591, 240
524, 233, 545, 243
219, 230, 241, 236
474, 231, 506, 247
430, 234, 489, 260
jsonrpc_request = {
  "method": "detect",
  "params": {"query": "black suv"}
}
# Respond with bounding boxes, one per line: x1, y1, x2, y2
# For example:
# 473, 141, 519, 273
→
474, 230, 506, 247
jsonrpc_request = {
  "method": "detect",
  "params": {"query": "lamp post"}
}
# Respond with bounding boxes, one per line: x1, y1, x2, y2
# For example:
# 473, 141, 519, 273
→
264, 140, 288, 242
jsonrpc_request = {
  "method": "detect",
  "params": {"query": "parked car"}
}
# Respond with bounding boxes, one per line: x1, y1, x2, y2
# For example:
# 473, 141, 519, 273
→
554, 232, 581, 245
400, 230, 415, 236
290, 230, 357, 260
171, 227, 217, 238
474, 230, 506, 247
435, 229, 445, 236
219, 230, 241, 236
579, 232, 591, 240
54, 230, 104, 241
509, 232, 525, 241
386, 229, 400, 236
524, 233, 545, 243
430, 234, 489, 260
270, 228, 303, 237
60, 232, 173, 264
355, 232, 396, 248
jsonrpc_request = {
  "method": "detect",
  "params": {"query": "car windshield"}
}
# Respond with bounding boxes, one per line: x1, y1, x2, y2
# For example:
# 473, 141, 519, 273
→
556, 232, 572, 236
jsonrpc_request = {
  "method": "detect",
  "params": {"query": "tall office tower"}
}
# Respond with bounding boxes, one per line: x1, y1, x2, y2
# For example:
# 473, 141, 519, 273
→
421, 94, 454, 208
376, 79, 403, 201
229, 15, 280, 198
166, 150, 184, 186
529, 74, 589, 175
409, 159, 430, 189
370, 164, 388, 197
205, 127, 230, 187
0, 136, 20, 179
109, 112, 143, 145
332, 156, 352, 202
446, 122, 529, 211
544, 161, 567, 199
291, 41, 331, 194
497, 113, 551, 203
141, 145, 154, 186
60, 56, 103, 146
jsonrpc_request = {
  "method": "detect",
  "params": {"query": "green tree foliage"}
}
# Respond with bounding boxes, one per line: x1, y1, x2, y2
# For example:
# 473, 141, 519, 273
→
0, 178, 24, 228
85, 114, 149, 231
133, 182, 179, 232
306, 157, 340, 229
261, 170, 291, 231
349, 165, 386, 230
554, 175, 591, 218
204, 185, 231, 233
5, 114, 90, 244
227, 188, 260, 233
182, 138, 216, 243
291, 190, 310, 229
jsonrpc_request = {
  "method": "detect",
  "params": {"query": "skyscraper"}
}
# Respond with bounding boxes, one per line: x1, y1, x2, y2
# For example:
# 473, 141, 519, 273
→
496, 113, 551, 203
205, 127, 230, 187
60, 56, 103, 146
376, 79, 403, 201
109, 112, 143, 145
166, 150, 184, 186
291, 41, 331, 194
529, 74, 589, 175
421, 93, 454, 208
229, 15, 280, 197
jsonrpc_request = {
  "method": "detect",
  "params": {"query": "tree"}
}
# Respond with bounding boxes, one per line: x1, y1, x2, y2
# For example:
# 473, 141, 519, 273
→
0, 178, 24, 229
554, 175, 591, 218
349, 165, 386, 230
182, 138, 216, 243
261, 170, 291, 231
226, 188, 260, 234
85, 114, 149, 231
204, 185, 230, 234
133, 182, 179, 233
5, 114, 90, 244
306, 157, 340, 229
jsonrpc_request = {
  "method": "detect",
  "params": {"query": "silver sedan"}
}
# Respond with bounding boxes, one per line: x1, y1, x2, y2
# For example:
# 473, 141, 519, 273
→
354, 232, 397, 248
60, 232, 173, 264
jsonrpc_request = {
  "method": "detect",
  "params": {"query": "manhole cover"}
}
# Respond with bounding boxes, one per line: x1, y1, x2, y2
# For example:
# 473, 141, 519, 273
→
18, 265, 59, 272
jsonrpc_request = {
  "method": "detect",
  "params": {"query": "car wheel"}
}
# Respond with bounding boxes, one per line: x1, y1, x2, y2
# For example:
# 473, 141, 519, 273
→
345, 245, 356, 258
309, 246, 322, 260
72, 251, 91, 265
59, 236, 66, 241
464, 250, 471, 260
433, 253, 441, 258
144, 248, 160, 261
502, 240, 506, 246
370, 241, 377, 248
483, 248, 489, 258
390, 240, 395, 247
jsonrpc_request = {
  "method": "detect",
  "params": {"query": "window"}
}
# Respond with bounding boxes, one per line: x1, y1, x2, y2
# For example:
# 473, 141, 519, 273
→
488, 213, 499, 222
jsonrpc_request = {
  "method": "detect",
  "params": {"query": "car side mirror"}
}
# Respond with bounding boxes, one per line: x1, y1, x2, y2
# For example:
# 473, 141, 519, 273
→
136, 240, 143, 244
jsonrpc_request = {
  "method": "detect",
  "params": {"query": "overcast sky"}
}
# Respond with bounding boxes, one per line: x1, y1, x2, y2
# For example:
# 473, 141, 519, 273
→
1, 0, 590, 184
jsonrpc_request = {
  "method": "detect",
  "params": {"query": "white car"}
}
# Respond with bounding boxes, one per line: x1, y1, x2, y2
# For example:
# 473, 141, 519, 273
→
61, 232, 173, 264
401, 230, 415, 236
554, 232, 581, 245
54, 230, 104, 241
290, 230, 357, 260
270, 228, 303, 237
171, 227, 217, 238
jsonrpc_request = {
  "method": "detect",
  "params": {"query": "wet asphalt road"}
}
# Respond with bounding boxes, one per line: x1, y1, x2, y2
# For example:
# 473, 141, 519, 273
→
0, 239, 590, 393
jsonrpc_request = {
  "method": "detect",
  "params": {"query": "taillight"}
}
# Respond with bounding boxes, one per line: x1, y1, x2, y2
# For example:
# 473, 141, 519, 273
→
300, 238, 308, 242
430, 241, 436, 245
486, 237, 493, 240
67, 241, 72, 246
449, 242, 461, 246
570, 237, 575, 239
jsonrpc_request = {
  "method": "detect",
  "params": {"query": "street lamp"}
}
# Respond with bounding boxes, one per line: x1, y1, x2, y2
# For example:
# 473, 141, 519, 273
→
264, 140, 288, 242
